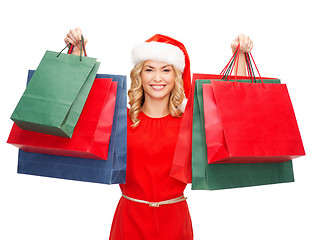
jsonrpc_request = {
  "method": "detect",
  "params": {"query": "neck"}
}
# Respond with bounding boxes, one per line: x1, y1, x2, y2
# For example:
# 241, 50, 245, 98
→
142, 95, 170, 118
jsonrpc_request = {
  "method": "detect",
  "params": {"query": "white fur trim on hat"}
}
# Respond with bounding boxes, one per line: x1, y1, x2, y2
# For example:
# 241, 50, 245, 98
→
131, 41, 185, 72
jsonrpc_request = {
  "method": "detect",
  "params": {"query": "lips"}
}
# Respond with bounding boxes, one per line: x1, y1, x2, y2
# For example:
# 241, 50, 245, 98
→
150, 84, 166, 91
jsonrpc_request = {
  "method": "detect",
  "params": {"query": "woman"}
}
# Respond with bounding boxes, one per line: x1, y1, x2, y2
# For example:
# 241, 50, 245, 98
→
65, 29, 253, 240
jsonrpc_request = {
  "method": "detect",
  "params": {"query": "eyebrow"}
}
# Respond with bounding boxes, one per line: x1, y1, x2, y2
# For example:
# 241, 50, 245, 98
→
143, 65, 172, 69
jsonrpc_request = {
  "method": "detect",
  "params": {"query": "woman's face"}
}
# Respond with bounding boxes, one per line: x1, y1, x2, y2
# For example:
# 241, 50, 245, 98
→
141, 60, 175, 101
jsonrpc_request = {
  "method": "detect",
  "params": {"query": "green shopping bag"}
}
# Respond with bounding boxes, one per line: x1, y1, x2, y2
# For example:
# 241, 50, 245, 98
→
11, 40, 100, 138
192, 79, 295, 190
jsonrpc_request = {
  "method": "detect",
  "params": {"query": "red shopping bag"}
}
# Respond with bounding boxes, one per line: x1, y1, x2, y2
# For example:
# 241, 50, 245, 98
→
170, 74, 222, 183
7, 77, 117, 160
169, 78, 195, 183
203, 80, 305, 164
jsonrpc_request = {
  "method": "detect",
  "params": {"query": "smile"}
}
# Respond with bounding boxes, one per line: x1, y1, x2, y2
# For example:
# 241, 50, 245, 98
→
150, 84, 166, 91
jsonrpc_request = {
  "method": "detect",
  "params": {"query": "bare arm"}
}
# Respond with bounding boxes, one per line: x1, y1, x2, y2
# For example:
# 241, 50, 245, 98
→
231, 34, 253, 76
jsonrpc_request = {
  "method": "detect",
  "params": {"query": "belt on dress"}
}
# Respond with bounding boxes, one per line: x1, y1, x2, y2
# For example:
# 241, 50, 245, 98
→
122, 194, 187, 207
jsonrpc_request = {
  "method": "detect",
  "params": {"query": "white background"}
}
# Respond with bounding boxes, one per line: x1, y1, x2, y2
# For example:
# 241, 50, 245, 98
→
1, 0, 311, 239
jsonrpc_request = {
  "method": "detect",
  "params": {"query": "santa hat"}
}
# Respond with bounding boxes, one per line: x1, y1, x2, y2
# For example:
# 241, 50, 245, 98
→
131, 34, 191, 98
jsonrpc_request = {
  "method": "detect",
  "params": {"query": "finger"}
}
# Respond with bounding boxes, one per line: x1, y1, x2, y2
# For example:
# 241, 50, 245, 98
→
64, 37, 69, 45
247, 37, 252, 51
75, 28, 83, 44
231, 37, 239, 52
70, 29, 81, 45
70, 39, 81, 50
248, 41, 254, 52
240, 36, 250, 52
66, 32, 76, 44
244, 38, 253, 52
75, 28, 82, 37
231, 41, 238, 50
70, 29, 79, 40
244, 38, 250, 52
241, 36, 247, 52
65, 37, 76, 46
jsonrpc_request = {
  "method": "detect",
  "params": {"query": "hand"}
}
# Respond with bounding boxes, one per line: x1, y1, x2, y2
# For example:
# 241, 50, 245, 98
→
64, 28, 88, 55
231, 34, 253, 53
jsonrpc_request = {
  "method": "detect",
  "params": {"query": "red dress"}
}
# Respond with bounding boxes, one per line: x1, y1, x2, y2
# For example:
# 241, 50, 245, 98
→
109, 111, 193, 240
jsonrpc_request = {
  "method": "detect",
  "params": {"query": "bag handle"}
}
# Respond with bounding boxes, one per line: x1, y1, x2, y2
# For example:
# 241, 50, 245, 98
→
220, 44, 239, 77
220, 44, 241, 81
67, 35, 88, 57
244, 52, 255, 81
244, 52, 265, 87
220, 44, 264, 86
247, 52, 264, 84
57, 35, 87, 61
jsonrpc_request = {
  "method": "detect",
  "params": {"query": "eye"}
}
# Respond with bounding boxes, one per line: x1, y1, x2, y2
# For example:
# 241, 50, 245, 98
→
163, 68, 172, 73
144, 68, 153, 72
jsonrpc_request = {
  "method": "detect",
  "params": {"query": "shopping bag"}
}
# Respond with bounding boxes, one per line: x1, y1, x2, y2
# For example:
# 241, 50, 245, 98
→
192, 78, 295, 190
8, 71, 117, 160
11, 42, 100, 138
169, 73, 269, 183
169, 78, 196, 183
17, 73, 127, 184
203, 80, 305, 164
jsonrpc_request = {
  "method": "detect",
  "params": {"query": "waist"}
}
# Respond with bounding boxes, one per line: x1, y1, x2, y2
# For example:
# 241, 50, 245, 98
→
122, 194, 187, 207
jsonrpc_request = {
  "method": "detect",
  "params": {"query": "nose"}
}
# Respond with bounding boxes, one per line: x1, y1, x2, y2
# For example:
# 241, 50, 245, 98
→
154, 70, 162, 82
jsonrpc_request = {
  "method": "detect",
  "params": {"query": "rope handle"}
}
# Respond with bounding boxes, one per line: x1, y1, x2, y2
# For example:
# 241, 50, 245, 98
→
220, 44, 264, 86
220, 44, 240, 81
57, 35, 87, 61
249, 52, 264, 84
244, 52, 264, 86
220, 44, 240, 77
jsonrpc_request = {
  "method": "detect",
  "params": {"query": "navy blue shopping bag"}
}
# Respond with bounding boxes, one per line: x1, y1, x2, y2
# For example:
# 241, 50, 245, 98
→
17, 72, 127, 184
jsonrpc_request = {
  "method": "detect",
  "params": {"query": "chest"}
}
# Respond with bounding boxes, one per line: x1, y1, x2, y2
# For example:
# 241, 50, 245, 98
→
127, 118, 181, 159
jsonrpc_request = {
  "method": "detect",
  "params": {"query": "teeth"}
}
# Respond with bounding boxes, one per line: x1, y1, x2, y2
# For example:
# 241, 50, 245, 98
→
151, 85, 165, 90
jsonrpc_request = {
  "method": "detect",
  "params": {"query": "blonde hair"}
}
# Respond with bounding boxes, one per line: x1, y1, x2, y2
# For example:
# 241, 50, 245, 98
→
128, 61, 184, 128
